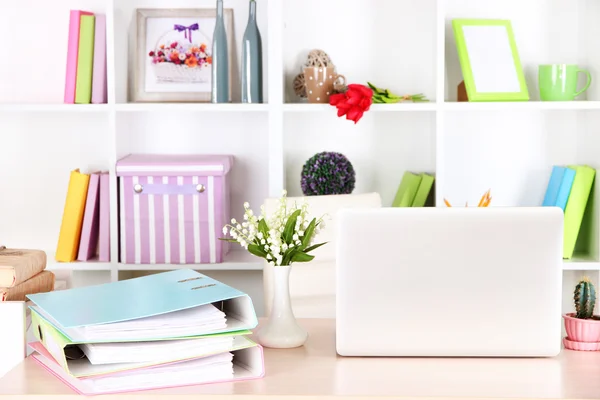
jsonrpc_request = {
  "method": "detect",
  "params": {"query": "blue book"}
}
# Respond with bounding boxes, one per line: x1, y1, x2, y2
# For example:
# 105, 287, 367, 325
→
555, 167, 576, 211
543, 166, 566, 207
27, 269, 258, 342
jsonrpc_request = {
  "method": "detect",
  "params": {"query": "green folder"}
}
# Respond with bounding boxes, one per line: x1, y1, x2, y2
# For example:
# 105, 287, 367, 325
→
392, 172, 422, 207
411, 173, 435, 207
563, 165, 596, 259
75, 15, 95, 104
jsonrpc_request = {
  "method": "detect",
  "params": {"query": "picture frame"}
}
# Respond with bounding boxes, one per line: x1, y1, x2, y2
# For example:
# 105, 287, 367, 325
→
133, 8, 233, 103
452, 19, 529, 102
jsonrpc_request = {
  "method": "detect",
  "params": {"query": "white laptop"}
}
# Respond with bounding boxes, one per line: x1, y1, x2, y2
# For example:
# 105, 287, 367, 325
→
335, 207, 563, 357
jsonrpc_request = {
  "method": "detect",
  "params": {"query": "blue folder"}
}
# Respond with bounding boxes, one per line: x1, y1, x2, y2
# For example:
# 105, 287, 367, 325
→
27, 269, 257, 340
543, 166, 575, 210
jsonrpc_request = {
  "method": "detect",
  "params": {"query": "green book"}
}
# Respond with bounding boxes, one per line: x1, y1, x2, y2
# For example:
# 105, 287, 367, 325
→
411, 173, 435, 207
563, 165, 596, 259
75, 15, 95, 104
392, 172, 422, 207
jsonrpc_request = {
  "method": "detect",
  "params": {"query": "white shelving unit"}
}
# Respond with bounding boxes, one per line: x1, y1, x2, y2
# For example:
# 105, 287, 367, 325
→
1, 0, 599, 317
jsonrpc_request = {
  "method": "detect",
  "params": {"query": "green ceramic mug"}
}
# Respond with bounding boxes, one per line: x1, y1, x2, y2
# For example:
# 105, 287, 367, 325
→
539, 64, 592, 101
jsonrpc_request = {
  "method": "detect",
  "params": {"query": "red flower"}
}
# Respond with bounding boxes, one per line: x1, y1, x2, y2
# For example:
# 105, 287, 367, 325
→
170, 42, 178, 49
329, 84, 373, 124
148, 51, 155, 57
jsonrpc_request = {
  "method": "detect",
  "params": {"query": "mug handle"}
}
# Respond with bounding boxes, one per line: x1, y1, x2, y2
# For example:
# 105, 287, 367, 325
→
575, 69, 592, 97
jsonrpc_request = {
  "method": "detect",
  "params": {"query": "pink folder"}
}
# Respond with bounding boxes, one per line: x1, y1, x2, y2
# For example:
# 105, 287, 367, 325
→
64, 10, 94, 104
91, 14, 107, 104
77, 173, 100, 261
98, 172, 110, 262
29, 341, 265, 396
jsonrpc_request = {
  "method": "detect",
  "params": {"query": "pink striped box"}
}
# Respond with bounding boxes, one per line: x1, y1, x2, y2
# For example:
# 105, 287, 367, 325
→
116, 154, 233, 264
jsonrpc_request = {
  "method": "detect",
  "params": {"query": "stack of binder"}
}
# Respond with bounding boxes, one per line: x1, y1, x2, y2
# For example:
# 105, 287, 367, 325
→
26, 269, 264, 395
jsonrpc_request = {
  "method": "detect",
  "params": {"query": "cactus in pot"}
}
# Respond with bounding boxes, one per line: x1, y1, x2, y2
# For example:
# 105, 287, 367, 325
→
563, 277, 600, 351
574, 277, 596, 319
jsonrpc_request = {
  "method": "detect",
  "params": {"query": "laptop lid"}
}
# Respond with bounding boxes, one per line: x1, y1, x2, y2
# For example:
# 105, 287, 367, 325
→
335, 207, 563, 357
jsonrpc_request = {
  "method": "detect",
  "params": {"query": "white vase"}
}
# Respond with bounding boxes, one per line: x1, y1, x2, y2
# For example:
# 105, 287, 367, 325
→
256, 265, 308, 348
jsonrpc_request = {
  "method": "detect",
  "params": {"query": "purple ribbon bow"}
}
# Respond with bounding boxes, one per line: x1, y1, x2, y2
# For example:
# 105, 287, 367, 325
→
174, 23, 199, 43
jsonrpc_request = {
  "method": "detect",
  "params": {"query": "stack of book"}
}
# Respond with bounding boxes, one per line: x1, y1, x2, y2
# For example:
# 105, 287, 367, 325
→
65, 10, 107, 104
542, 165, 596, 259
26, 269, 264, 395
392, 171, 435, 207
56, 170, 110, 263
0, 248, 54, 302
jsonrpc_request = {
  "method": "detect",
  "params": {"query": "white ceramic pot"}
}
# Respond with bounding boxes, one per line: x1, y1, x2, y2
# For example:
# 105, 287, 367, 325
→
255, 265, 308, 348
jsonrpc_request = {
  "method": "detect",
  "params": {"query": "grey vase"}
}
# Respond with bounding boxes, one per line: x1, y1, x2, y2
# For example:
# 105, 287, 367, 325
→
211, 0, 229, 103
241, 0, 263, 103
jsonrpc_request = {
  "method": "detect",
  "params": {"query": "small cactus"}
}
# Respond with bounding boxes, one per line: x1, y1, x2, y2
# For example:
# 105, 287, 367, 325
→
574, 277, 596, 319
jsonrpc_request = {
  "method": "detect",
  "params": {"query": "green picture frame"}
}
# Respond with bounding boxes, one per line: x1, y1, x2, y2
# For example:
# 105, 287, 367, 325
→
452, 19, 529, 102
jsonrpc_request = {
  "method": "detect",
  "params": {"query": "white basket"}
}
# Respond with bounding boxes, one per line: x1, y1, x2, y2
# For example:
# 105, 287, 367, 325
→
149, 23, 212, 84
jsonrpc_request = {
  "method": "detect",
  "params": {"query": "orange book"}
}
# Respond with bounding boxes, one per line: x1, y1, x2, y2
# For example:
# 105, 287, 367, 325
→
1, 270, 55, 302
55, 169, 90, 262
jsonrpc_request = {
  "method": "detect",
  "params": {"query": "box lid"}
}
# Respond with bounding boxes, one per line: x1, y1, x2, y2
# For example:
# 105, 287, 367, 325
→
116, 154, 233, 177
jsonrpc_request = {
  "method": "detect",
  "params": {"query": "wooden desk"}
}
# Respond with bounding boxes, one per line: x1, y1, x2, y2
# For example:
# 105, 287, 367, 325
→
1, 319, 600, 399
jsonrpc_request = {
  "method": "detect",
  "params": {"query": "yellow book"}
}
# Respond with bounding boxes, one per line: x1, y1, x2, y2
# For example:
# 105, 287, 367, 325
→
563, 165, 596, 259
55, 169, 90, 262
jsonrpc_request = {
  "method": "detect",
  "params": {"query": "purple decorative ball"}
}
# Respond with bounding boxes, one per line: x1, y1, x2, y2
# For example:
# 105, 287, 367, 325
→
301, 151, 356, 196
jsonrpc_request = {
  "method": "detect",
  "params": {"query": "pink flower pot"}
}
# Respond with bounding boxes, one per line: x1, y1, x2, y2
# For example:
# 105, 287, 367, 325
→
563, 313, 600, 343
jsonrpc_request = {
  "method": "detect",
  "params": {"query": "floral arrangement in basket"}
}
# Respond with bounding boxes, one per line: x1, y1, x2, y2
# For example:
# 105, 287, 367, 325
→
148, 23, 213, 83
220, 191, 328, 266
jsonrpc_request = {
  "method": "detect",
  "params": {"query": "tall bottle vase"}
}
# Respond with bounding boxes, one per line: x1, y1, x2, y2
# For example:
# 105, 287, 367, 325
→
241, 0, 263, 103
255, 266, 308, 349
211, 0, 229, 103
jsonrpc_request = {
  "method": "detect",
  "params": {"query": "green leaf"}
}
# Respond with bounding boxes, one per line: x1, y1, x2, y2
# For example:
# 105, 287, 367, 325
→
247, 244, 267, 258
281, 249, 296, 266
258, 218, 269, 238
218, 238, 238, 243
304, 242, 328, 253
301, 218, 317, 248
283, 209, 301, 244
291, 252, 315, 263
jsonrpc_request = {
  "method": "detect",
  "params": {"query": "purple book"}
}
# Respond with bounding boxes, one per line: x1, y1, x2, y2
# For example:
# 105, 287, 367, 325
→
77, 173, 100, 261
98, 172, 110, 262
91, 14, 107, 104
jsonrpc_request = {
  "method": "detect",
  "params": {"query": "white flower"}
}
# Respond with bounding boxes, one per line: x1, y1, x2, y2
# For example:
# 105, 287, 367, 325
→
298, 230, 305, 237
257, 232, 263, 239
261, 239, 266, 245
222, 227, 228, 235
264, 244, 270, 251
231, 218, 237, 224
179, 53, 186, 61
293, 233, 299, 241
282, 243, 288, 251
296, 240, 302, 246
243, 214, 249, 220
244, 202, 250, 209
236, 224, 242, 230
242, 229, 248, 234
268, 261, 275, 266
242, 222, 248, 227
289, 243, 294, 248
247, 209, 253, 216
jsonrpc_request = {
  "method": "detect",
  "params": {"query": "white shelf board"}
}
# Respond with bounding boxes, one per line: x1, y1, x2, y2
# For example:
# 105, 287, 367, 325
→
562, 254, 600, 271
117, 250, 263, 271
283, 103, 437, 112
442, 101, 600, 111
116, 103, 269, 113
0, 104, 109, 112
46, 255, 112, 272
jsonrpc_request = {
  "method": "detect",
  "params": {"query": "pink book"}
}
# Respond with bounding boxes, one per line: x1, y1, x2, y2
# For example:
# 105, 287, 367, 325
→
98, 172, 110, 262
64, 10, 94, 104
91, 14, 107, 104
29, 342, 265, 396
77, 173, 100, 261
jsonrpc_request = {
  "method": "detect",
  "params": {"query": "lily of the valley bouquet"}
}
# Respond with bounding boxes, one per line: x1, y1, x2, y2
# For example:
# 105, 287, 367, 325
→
221, 191, 327, 266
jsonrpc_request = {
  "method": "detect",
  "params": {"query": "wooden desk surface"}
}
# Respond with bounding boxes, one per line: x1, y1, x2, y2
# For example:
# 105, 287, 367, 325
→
1, 318, 600, 399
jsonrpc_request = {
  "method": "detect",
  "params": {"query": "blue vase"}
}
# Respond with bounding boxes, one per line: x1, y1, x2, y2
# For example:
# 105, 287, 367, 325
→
211, 0, 229, 103
241, 0, 263, 103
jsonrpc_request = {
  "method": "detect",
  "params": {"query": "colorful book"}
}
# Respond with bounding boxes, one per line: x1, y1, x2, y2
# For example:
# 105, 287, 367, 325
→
98, 173, 110, 262
563, 165, 596, 259
392, 172, 423, 207
74, 15, 96, 104
91, 14, 107, 104
64, 10, 93, 103
543, 166, 576, 210
77, 173, 100, 261
55, 169, 90, 262
411, 173, 435, 207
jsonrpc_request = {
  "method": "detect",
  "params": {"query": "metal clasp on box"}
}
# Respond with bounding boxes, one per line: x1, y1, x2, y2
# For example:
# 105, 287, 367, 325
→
133, 183, 205, 194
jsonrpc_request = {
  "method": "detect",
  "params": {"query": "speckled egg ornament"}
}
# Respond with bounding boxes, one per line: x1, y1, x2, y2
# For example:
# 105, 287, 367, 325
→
301, 151, 356, 196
